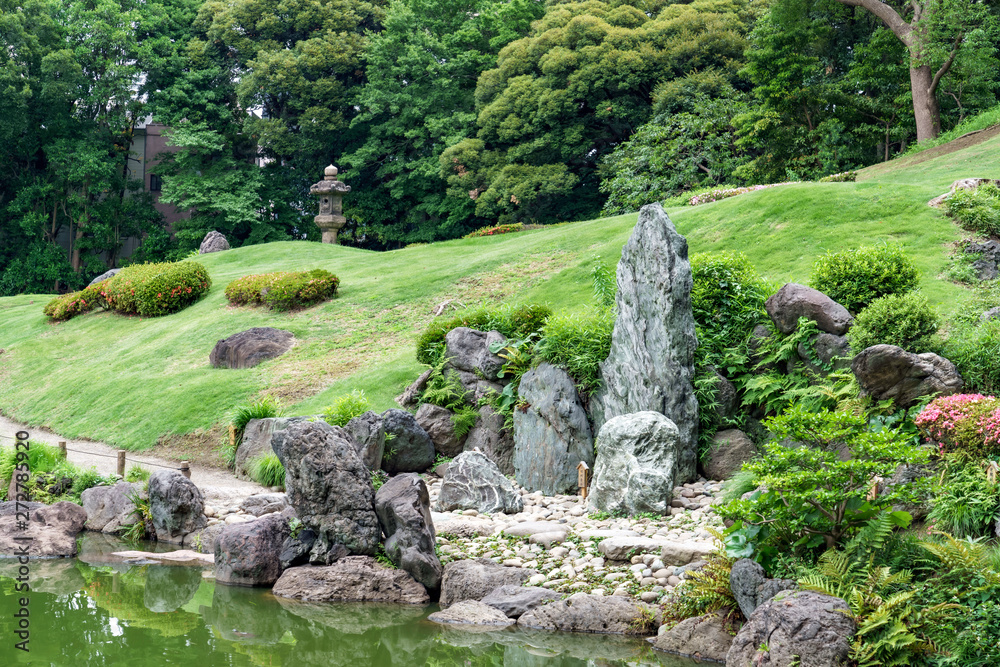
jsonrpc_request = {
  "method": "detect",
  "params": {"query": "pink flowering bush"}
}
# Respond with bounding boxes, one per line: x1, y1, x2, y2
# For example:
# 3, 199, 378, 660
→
687, 182, 799, 206
915, 393, 1000, 457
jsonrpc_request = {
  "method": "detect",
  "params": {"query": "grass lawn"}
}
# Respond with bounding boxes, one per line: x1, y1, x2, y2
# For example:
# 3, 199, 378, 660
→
1, 124, 997, 459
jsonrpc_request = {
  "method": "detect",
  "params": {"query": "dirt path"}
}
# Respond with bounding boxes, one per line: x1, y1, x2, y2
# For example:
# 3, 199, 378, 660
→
0, 413, 266, 506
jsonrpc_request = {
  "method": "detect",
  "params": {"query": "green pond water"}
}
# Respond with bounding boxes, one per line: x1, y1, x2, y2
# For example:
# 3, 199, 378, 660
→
0, 534, 705, 667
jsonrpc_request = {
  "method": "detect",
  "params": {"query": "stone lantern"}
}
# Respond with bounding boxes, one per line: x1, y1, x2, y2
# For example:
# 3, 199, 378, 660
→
310, 165, 351, 244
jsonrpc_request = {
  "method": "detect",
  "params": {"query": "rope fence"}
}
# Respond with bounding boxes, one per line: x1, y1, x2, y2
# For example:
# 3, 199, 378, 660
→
0, 433, 190, 478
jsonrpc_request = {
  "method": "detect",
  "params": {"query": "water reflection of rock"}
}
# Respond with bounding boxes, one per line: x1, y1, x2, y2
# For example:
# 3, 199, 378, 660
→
143, 565, 201, 612
275, 599, 425, 635
0, 558, 85, 595
203, 584, 295, 643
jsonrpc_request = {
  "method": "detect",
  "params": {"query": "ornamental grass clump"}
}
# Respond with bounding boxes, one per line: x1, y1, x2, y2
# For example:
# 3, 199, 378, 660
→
914, 393, 1000, 458
225, 269, 338, 310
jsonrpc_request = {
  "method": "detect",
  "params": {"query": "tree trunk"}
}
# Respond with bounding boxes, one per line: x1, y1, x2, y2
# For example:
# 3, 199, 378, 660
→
910, 64, 941, 143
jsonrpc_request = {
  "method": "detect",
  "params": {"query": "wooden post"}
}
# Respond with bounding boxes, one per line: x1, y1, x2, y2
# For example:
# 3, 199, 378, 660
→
58, 441, 67, 459
180, 461, 191, 479
229, 424, 237, 449
117, 450, 126, 477
577, 461, 591, 499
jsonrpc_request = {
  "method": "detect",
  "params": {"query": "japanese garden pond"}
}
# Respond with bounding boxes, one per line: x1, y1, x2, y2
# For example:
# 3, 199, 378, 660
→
0, 534, 703, 666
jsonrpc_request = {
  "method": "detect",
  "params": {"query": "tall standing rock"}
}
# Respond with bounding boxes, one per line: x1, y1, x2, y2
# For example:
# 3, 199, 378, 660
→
591, 203, 699, 483
513, 363, 594, 495
374, 474, 443, 595
148, 470, 207, 544
271, 420, 380, 564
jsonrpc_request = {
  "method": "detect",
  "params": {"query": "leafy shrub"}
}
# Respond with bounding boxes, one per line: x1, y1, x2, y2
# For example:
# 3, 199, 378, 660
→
43, 285, 103, 321
96, 261, 211, 317
246, 453, 285, 488
944, 182, 1000, 236
846, 291, 939, 352
720, 405, 926, 561
914, 393, 1000, 458
533, 307, 614, 395
225, 269, 339, 311
122, 489, 152, 542
817, 170, 857, 182
691, 251, 770, 359
0, 443, 114, 503
927, 458, 1000, 538
323, 390, 371, 427
125, 465, 150, 483
687, 182, 797, 206
592, 256, 616, 308
463, 223, 524, 238
810, 244, 920, 313
942, 318, 1000, 394
415, 302, 551, 365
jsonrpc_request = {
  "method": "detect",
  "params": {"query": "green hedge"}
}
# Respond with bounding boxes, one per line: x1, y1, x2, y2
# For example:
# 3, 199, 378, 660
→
43, 285, 103, 321
98, 261, 211, 316
225, 270, 339, 311
847, 291, 939, 352
810, 245, 919, 313
416, 303, 552, 365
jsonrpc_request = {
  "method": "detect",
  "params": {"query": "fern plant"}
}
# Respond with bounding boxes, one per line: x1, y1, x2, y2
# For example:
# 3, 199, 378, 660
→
662, 530, 744, 632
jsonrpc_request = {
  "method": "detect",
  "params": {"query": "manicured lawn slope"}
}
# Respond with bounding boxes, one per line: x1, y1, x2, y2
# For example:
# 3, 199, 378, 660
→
1, 127, 996, 455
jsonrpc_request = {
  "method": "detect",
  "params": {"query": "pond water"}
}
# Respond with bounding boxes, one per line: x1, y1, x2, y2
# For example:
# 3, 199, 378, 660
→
0, 534, 704, 667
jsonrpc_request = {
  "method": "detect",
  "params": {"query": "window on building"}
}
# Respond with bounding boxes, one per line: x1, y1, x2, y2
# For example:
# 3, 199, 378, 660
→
149, 174, 162, 192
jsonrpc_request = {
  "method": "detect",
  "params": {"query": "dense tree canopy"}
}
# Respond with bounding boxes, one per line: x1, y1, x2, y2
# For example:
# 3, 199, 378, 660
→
1, 0, 998, 292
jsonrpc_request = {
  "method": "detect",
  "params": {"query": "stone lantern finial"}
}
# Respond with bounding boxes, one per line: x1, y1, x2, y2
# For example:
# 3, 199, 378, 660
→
310, 165, 351, 244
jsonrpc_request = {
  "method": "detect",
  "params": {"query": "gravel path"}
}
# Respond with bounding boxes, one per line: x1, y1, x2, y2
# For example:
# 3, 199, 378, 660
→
0, 413, 266, 505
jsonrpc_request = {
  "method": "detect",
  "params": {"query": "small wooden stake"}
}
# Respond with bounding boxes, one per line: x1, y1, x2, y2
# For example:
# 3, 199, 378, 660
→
229, 424, 237, 449
117, 450, 126, 477
180, 461, 191, 479
577, 461, 591, 499
58, 441, 67, 459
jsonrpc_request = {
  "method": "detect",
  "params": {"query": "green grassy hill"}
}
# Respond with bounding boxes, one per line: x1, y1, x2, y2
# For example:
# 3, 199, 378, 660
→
2, 127, 998, 461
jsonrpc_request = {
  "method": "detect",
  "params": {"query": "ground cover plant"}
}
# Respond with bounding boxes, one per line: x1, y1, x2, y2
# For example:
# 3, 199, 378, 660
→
225, 269, 339, 310
0, 442, 116, 503
944, 182, 1000, 237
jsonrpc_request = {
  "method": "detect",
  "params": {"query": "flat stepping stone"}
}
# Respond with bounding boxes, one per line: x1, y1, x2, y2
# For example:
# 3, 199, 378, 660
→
576, 529, 641, 540
503, 521, 566, 537
112, 550, 214, 565
427, 600, 515, 628
528, 531, 567, 549
597, 537, 671, 561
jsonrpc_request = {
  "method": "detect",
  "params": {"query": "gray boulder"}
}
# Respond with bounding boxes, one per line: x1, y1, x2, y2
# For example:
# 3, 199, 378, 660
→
653, 611, 733, 662
517, 593, 659, 635
437, 450, 523, 515
271, 420, 380, 563
798, 332, 852, 374
374, 474, 443, 595
278, 527, 317, 570
210, 327, 295, 369
852, 344, 963, 408
444, 327, 506, 380
81, 481, 143, 533
727, 590, 855, 667
239, 492, 288, 517
588, 412, 680, 516
148, 470, 207, 544
235, 416, 311, 481
215, 513, 291, 586
590, 203, 699, 482
729, 558, 765, 618
981, 305, 1000, 323
380, 409, 436, 474
415, 403, 465, 458
199, 230, 230, 253
464, 405, 514, 475
439, 558, 533, 608
0, 501, 87, 557
182, 524, 224, 554
272, 556, 429, 604
765, 283, 853, 334
427, 600, 516, 627
88, 268, 121, 287
480, 584, 560, 618
703, 429, 756, 481
513, 363, 594, 495
344, 411, 386, 470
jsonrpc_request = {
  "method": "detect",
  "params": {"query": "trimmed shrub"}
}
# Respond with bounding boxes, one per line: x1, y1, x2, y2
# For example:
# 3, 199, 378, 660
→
225, 269, 338, 311
463, 223, 524, 238
818, 170, 857, 182
847, 291, 939, 352
43, 284, 103, 321
687, 182, 797, 206
691, 251, 770, 358
810, 245, 919, 313
944, 183, 1000, 237
416, 302, 551, 365
534, 307, 614, 394
97, 261, 211, 316
915, 393, 1000, 458
323, 390, 371, 427
943, 319, 1000, 394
